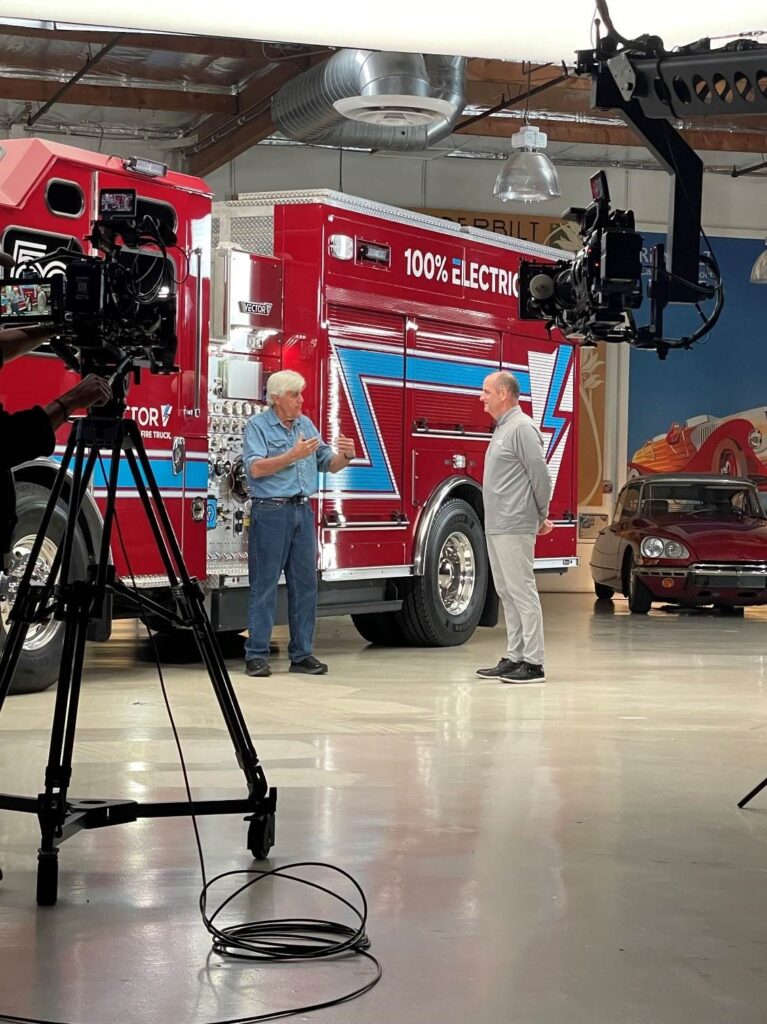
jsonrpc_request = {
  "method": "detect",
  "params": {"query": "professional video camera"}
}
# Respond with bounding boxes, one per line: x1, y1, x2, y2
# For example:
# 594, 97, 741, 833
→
518, 169, 723, 357
0, 188, 178, 377
519, 171, 644, 345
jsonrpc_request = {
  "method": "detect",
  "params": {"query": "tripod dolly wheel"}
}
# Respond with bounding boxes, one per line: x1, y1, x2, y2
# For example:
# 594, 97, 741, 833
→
247, 813, 275, 860
36, 850, 59, 907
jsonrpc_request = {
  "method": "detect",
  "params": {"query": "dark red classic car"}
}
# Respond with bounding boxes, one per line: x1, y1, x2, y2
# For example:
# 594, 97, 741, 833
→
590, 475, 767, 613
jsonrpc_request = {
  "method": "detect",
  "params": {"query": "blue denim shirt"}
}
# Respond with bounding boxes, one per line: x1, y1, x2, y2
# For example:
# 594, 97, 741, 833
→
243, 407, 334, 498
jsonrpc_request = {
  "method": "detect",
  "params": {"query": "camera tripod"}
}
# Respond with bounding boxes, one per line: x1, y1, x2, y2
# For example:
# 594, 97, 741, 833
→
0, 402, 276, 906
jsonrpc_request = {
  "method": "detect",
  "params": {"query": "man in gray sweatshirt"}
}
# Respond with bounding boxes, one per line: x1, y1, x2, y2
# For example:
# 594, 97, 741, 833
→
477, 371, 553, 683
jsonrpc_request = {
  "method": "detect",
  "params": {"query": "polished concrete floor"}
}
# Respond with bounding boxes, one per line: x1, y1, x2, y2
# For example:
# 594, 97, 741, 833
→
1, 593, 766, 1024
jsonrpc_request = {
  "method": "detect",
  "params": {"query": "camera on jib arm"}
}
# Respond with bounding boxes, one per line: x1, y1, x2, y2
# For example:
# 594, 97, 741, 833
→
5, 188, 179, 386
518, 171, 644, 345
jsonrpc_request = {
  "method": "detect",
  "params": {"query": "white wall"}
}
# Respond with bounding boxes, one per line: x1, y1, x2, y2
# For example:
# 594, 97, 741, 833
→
205, 143, 767, 237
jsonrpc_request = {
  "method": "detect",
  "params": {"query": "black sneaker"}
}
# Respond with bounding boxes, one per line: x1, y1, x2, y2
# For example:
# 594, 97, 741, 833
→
289, 655, 328, 675
476, 658, 521, 679
245, 658, 271, 677
500, 662, 545, 684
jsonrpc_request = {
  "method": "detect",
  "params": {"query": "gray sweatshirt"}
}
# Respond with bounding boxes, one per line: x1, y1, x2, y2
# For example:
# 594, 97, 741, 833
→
483, 406, 552, 535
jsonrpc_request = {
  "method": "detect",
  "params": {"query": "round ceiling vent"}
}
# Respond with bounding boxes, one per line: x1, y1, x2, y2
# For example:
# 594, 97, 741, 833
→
334, 94, 457, 127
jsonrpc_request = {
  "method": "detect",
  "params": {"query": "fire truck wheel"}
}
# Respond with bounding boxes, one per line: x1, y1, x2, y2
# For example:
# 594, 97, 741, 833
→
398, 498, 488, 646
0, 482, 88, 695
351, 611, 407, 646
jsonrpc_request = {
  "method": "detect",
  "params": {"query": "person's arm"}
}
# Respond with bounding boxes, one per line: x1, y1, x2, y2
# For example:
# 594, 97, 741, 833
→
0, 374, 113, 469
514, 423, 552, 523
244, 416, 320, 479
0, 325, 54, 365
319, 434, 356, 474
42, 375, 113, 431
248, 436, 320, 478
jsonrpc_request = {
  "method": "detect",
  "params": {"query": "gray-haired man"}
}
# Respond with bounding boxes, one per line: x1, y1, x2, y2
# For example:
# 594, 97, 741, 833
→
477, 371, 553, 683
242, 370, 355, 677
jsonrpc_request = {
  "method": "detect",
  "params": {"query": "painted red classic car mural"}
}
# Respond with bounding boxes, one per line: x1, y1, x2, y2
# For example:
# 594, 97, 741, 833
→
629, 407, 767, 478
590, 475, 767, 613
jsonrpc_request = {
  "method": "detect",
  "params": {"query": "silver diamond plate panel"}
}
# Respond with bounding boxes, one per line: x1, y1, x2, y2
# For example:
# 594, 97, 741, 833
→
212, 199, 276, 255
218, 189, 571, 262
230, 216, 274, 256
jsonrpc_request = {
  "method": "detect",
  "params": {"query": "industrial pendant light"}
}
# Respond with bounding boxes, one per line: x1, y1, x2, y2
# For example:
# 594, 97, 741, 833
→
750, 238, 767, 283
493, 125, 561, 204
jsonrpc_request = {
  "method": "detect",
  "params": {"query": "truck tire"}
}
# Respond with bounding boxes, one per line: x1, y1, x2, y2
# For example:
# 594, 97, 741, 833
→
397, 498, 488, 647
0, 482, 88, 695
352, 611, 407, 646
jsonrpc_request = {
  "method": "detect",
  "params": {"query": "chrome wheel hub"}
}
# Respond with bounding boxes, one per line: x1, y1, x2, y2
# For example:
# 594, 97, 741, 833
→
0, 534, 61, 651
437, 531, 476, 615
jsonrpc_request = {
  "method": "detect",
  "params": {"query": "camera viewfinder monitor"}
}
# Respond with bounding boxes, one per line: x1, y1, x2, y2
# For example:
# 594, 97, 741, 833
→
99, 189, 137, 221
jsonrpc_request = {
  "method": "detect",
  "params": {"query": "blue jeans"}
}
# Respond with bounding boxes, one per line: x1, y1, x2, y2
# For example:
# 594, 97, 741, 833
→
245, 501, 318, 663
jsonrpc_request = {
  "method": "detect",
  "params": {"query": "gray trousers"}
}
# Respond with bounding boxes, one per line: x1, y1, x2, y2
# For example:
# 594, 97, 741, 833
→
486, 533, 545, 666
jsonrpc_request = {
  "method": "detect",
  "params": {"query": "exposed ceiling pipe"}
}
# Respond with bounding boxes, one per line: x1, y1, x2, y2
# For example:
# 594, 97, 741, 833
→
27, 33, 125, 127
271, 50, 466, 151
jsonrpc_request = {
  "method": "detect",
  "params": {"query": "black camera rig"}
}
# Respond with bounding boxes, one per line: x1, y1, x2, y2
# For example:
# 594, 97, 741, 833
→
8, 188, 179, 380
518, 4, 767, 358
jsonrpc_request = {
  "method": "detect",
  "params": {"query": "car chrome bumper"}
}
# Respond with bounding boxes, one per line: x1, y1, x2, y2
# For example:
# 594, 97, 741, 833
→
639, 563, 767, 591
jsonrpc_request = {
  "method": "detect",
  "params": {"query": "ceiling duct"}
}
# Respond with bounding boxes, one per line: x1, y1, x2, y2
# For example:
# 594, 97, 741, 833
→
271, 50, 466, 150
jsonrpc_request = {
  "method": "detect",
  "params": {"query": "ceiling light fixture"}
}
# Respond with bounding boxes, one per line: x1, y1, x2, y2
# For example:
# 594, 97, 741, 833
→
493, 124, 561, 203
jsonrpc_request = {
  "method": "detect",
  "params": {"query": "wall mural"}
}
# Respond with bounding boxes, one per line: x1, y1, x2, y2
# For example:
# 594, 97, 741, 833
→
628, 234, 766, 481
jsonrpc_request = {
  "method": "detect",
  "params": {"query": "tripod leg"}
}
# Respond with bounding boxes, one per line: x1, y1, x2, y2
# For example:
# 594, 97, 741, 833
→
35, 592, 92, 907
32, 423, 119, 904
738, 777, 767, 809
0, 428, 80, 712
123, 429, 268, 800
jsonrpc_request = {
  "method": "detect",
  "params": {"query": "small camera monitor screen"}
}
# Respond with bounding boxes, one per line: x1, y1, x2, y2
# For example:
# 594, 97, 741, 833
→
99, 188, 137, 220
0, 276, 54, 323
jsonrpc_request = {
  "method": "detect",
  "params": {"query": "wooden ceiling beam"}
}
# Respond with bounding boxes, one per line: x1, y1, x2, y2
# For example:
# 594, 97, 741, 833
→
465, 79, 593, 113
457, 116, 767, 153
466, 58, 588, 87
187, 64, 302, 177
187, 110, 276, 178
0, 75, 236, 113
0, 25, 296, 60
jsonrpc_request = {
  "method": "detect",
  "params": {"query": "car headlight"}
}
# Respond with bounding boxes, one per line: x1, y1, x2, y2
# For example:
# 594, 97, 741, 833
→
664, 540, 689, 559
640, 536, 690, 560
641, 536, 665, 558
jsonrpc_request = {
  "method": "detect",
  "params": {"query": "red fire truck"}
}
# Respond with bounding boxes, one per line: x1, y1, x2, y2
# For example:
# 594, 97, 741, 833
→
0, 139, 578, 693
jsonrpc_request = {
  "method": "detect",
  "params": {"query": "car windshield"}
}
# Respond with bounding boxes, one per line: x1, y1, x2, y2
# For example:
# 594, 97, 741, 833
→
639, 483, 763, 518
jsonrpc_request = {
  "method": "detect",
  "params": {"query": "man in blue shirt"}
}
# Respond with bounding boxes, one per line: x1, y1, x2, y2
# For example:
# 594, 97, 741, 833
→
243, 369, 355, 677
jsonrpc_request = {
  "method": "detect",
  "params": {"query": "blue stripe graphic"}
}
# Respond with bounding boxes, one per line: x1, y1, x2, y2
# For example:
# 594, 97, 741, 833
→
408, 355, 531, 397
51, 454, 207, 492
541, 346, 572, 456
327, 347, 404, 493
328, 343, 560, 496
